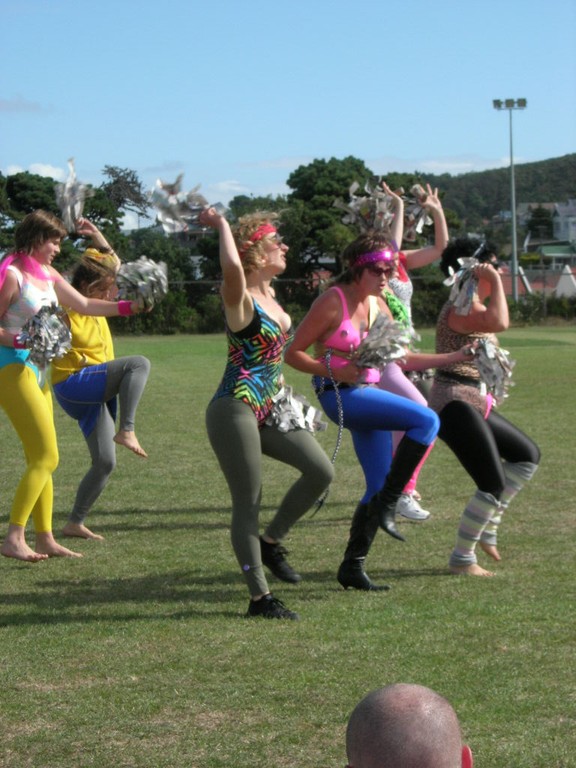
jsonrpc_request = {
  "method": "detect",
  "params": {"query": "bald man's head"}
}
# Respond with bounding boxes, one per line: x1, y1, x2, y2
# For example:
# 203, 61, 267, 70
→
346, 684, 472, 768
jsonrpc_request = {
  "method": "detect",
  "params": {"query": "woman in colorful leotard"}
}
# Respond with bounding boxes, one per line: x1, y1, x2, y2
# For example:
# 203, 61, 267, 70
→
0, 210, 143, 562
428, 237, 541, 576
51, 219, 151, 541
198, 206, 334, 620
286, 231, 471, 592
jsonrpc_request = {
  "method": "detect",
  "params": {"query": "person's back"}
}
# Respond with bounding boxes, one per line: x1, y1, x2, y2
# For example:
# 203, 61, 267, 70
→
345, 684, 473, 768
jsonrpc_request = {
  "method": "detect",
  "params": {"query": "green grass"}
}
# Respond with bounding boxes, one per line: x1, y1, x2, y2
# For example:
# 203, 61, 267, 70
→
1, 326, 575, 768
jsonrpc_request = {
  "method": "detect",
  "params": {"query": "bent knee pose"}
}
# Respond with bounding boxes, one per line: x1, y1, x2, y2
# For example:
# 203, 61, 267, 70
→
199, 206, 333, 620
285, 227, 456, 593
429, 238, 540, 576
51, 234, 150, 540
0, 211, 143, 561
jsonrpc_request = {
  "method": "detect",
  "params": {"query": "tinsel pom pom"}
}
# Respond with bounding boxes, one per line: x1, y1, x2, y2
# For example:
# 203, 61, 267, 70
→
117, 257, 168, 310
16, 304, 72, 367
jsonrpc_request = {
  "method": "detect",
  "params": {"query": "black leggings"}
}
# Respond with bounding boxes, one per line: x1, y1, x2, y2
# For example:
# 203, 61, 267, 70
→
438, 401, 541, 498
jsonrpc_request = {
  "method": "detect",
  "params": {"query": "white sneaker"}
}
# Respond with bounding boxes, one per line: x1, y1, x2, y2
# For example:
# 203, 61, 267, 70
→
396, 493, 431, 521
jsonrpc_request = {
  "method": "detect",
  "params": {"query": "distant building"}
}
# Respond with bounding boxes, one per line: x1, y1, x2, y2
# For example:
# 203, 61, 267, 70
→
553, 199, 576, 241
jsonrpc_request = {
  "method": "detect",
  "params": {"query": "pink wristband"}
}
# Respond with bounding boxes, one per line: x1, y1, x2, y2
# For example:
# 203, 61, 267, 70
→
117, 300, 134, 316
13, 335, 27, 349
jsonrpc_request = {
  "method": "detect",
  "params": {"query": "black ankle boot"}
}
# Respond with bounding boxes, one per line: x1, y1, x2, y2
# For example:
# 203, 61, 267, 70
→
337, 558, 390, 591
371, 437, 430, 542
337, 502, 389, 590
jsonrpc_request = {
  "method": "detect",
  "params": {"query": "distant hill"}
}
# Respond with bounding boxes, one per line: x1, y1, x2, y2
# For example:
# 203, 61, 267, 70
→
423, 153, 576, 224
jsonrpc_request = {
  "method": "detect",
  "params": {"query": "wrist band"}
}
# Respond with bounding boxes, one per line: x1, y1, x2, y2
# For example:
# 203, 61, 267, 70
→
118, 300, 134, 316
13, 334, 27, 349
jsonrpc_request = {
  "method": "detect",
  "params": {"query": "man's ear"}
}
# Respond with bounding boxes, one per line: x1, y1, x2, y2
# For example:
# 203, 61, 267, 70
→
462, 744, 473, 768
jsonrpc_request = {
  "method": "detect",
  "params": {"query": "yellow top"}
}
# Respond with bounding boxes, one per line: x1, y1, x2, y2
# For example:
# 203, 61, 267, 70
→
51, 310, 114, 384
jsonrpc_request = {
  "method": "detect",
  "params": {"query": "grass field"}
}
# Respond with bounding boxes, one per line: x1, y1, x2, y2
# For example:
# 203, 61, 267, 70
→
1, 326, 575, 768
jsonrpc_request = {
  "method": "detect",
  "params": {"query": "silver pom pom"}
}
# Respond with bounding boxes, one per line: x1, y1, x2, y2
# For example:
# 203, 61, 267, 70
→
148, 176, 225, 234
355, 313, 415, 370
17, 304, 72, 367
265, 386, 328, 433
117, 257, 168, 310
474, 338, 515, 405
55, 158, 94, 232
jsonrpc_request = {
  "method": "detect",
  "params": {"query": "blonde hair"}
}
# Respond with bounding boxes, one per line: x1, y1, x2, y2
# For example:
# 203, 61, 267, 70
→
232, 211, 280, 274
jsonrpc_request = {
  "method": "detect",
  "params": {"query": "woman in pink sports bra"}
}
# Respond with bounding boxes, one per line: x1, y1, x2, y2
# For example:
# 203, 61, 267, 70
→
286, 231, 458, 592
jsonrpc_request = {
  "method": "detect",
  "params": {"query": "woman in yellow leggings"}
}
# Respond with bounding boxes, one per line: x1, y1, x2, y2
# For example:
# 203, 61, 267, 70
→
0, 210, 142, 562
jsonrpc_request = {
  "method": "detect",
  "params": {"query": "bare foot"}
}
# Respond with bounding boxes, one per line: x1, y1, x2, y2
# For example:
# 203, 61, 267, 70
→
1, 539, 48, 562
113, 430, 148, 458
480, 541, 501, 562
35, 532, 83, 558
450, 563, 496, 577
62, 522, 104, 541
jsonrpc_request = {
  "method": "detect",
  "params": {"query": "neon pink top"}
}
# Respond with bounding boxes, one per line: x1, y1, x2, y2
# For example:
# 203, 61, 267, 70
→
318, 286, 380, 384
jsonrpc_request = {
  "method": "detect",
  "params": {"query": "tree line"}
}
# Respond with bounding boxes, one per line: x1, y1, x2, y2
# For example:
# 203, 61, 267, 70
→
1, 154, 574, 333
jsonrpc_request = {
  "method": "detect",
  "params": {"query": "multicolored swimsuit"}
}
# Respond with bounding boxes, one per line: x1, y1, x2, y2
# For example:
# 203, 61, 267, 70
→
211, 299, 293, 425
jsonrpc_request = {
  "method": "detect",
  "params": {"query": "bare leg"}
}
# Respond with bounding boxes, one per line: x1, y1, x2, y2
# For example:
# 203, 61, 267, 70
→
35, 532, 83, 558
479, 541, 501, 561
1, 524, 48, 562
450, 562, 495, 576
113, 430, 148, 458
62, 522, 104, 541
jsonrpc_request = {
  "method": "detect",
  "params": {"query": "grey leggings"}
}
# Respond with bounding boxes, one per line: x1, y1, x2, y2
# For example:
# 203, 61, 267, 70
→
69, 355, 150, 524
206, 396, 334, 597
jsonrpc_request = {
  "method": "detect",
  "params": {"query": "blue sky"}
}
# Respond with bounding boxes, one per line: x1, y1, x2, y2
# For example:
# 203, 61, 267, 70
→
2, 0, 575, 226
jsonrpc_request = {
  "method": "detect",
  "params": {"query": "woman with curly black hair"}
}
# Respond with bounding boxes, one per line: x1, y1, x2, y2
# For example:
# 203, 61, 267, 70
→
428, 237, 541, 575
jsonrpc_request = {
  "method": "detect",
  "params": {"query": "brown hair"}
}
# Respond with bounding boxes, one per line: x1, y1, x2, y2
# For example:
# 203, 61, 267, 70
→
231, 211, 280, 274
334, 230, 396, 285
14, 210, 68, 253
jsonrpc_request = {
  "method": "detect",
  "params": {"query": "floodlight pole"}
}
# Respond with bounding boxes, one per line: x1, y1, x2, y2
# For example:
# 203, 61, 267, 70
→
493, 99, 527, 302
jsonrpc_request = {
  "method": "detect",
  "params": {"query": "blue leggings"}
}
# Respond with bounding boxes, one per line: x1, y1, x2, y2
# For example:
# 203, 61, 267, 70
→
318, 385, 439, 503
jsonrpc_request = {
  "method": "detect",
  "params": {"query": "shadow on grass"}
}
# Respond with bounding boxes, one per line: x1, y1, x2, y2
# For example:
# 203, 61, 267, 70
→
0, 568, 252, 626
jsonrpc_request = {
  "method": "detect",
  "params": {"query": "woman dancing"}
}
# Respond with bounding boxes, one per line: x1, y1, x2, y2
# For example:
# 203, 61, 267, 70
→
0, 210, 143, 562
51, 219, 151, 541
377, 184, 450, 522
198, 206, 334, 620
285, 230, 472, 592
428, 238, 541, 575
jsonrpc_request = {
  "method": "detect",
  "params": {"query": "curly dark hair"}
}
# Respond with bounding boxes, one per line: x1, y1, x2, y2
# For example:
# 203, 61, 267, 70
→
440, 237, 498, 278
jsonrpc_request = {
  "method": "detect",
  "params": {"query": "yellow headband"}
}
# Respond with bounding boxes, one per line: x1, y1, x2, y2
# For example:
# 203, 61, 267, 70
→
81, 247, 121, 276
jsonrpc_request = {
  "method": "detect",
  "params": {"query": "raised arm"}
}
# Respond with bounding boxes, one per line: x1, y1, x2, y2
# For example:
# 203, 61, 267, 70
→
198, 207, 254, 330
75, 218, 114, 252
403, 185, 449, 270
448, 264, 509, 334
381, 182, 404, 252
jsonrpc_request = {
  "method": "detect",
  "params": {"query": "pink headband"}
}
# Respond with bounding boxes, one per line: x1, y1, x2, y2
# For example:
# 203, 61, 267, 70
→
354, 250, 395, 268
238, 223, 277, 257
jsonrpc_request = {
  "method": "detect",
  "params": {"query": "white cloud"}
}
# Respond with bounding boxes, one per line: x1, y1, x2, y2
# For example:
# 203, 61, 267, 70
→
4, 163, 66, 180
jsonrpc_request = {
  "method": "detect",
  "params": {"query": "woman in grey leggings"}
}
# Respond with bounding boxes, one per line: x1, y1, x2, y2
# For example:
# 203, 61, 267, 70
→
51, 221, 150, 540
199, 206, 334, 621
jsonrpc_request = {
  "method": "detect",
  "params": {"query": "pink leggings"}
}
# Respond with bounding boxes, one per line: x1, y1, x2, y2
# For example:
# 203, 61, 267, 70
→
378, 362, 434, 494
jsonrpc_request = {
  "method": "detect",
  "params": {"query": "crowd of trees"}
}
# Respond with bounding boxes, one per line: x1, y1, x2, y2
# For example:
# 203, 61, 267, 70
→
1, 153, 574, 333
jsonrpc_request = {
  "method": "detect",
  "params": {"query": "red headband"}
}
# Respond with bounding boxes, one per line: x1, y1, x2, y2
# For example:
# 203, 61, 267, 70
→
354, 250, 395, 268
239, 223, 277, 257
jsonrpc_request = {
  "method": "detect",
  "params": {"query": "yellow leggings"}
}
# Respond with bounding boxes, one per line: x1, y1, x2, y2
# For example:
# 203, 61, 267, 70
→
0, 364, 59, 532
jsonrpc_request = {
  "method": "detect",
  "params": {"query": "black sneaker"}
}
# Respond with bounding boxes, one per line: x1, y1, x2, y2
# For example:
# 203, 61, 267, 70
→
260, 537, 302, 583
246, 593, 299, 620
